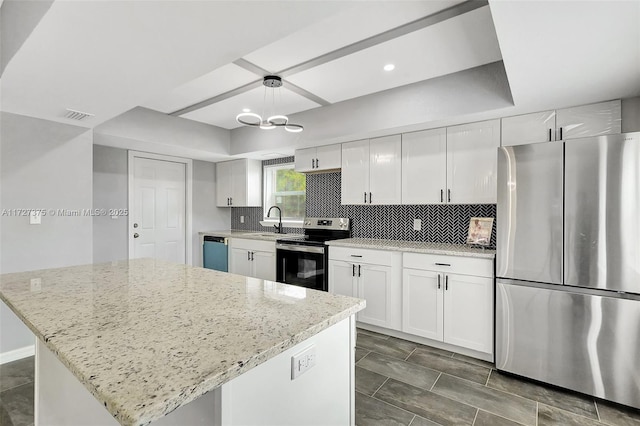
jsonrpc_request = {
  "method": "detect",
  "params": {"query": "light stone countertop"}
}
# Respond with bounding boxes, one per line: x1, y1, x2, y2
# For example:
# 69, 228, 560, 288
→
0, 259, 364, 426
199, 229, 305, 242
325, 238, 496, 259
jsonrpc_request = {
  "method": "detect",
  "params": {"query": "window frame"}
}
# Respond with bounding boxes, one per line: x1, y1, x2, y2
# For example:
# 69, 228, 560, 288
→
262, 162, 306, 224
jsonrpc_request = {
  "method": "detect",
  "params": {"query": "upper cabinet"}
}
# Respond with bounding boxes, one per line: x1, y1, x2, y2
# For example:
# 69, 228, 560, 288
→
401, 120, 499, 205
341, 135, 401, 205
556, 100, 621, 140
502, 100, 621, 146
501, 110, 556, 146
294, 144, 341, 173
446, 119, 501, 204
216, 159, 262, 207
402, 129, 447, 204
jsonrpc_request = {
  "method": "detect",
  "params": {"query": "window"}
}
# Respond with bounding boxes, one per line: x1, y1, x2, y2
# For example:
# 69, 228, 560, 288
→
263, 163, 306, 221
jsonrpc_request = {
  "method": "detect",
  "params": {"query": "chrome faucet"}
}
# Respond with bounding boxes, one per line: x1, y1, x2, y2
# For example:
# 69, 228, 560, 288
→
266, 205, 283, 234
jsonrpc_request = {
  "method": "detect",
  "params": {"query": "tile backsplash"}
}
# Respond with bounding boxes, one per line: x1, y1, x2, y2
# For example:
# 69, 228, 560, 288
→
231, 161, 497, 248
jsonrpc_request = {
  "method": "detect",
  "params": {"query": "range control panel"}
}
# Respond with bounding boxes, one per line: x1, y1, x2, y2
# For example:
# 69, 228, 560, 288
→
303, 217, 350, 231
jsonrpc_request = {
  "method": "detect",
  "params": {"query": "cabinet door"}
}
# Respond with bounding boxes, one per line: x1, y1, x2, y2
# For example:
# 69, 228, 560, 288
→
556, 100, 621, 140
341, 140, 369, 205
402, 269, 443, 341
294, 148, 316, 172
402, 129, 447, 204
252, 250, 275, 281
230, 248, 251, 277
369, 135, 402, 205
443, 273, 493, 354
328, 260, 356, 297
501, 111, 556, 146
315, 144, 341, 171
357, 264, 393, 328
216, 161, 233, 207
446, 119, 500, 204
230, 159, 247, 207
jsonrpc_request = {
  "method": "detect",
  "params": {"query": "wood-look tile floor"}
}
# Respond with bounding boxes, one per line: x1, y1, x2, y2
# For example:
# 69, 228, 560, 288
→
355, 328, 640, 426
2, 334, 640, 426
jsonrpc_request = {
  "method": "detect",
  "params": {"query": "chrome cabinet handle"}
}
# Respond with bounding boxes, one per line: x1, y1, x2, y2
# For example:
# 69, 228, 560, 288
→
133, 233, 139, 238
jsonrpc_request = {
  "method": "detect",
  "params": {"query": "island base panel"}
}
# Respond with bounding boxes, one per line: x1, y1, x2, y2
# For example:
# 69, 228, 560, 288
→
35, 315, 356, 425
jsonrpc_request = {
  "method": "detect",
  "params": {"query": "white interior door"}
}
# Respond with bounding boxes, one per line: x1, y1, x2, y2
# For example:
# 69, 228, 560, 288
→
131, 157, 186, 263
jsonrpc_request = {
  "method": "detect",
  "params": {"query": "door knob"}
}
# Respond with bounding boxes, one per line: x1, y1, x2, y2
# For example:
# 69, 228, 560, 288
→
133, 233, 139, 238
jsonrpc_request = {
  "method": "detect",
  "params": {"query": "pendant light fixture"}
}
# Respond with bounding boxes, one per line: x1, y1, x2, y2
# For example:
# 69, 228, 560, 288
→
235, 76, 304, 133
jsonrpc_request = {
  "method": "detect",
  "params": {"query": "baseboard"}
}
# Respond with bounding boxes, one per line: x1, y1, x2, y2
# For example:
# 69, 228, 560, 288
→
0, 345, 35, 364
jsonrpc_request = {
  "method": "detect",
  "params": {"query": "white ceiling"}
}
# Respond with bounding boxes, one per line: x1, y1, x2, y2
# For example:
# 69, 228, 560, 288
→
1, 0, 639, 161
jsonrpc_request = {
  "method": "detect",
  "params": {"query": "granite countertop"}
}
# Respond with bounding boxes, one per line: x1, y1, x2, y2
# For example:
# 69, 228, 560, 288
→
199, 229, 305, 242
326, 238, 496, 259
0, 259, 364, 426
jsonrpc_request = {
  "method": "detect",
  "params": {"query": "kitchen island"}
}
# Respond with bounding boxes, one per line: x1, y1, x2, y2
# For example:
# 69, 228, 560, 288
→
0, 259, 364, 425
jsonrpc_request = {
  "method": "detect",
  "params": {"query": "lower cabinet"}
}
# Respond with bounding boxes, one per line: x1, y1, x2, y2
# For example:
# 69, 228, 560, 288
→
229, 238, 275, 281
328, 247, 402, 330
402, 253, 494, 354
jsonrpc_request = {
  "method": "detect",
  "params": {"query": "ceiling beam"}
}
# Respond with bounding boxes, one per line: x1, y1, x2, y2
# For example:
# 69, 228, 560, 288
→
171, 0, 487, 117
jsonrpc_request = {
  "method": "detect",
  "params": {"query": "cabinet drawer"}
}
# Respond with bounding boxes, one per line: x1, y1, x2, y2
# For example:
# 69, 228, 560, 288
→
329, 246, 393, 266
230, 238, 276, 253
403, 253, 493, 278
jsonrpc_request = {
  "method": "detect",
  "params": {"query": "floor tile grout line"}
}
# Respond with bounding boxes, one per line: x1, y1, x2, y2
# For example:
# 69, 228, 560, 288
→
471, 408, 479, 425
408, 414, 417, 426
594, 400, 601, 423
430, 372, 442, 391
371, 377, 390, 398
0, 379, 35, 395
477, 409, 530, 426
368, 392, 434, 423
485, 369, 492, 386
404, 348, 417, 362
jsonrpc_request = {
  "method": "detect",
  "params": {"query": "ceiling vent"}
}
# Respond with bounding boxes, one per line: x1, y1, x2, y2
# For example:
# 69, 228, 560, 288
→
63, 108, 94, 121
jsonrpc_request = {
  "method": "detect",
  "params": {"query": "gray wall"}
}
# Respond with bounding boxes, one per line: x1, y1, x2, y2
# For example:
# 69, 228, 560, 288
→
93, 145, 128, 263
622, 96, 640, 133
192, 160, 230, 267
92, 146, 230, 266
1, 112, 93, 355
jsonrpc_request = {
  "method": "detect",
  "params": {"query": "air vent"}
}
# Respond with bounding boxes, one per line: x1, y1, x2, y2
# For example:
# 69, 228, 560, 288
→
64, 108, 94, 121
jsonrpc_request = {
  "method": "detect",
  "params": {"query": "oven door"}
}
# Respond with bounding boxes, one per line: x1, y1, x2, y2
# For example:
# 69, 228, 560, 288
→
276, 244, 327, 291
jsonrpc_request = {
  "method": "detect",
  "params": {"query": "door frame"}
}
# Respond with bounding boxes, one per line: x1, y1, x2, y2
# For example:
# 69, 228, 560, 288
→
127, 151, 193, 265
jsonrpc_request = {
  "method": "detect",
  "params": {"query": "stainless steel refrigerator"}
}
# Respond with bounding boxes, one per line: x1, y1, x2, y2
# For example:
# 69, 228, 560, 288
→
496, 132, 640, 409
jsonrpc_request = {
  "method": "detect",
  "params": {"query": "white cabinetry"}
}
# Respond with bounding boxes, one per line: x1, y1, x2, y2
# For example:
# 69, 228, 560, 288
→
556, 99, 621, 140
446, 120, 501, 205
341, 135, 401, 205
401, 128, 447, 204
294, 144, 341, 172
402, 253, 494, 354
229, 238, 275, 281
328, 247, 402, 330
501, 100, 621, 146
400, 120, 499, 205
216, 159, 262, 207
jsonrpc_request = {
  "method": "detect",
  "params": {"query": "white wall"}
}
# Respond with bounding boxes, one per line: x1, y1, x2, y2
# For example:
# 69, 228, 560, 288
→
192, 160, 230, 267
0, 112, 93, 356
94, 107, 231, 162
93, 144, 128, 263
622, 96, 640, 133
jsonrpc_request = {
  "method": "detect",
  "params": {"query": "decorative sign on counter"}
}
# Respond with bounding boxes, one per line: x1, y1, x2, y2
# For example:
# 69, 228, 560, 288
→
467, 217, 494, 246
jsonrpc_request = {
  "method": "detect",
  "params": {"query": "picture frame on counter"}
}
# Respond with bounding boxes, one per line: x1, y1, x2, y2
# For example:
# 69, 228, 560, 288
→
466, 217, 494, 246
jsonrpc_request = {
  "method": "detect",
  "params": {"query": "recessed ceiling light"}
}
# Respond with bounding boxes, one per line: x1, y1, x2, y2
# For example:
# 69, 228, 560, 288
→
384, 64, 395, 71
242, 108, 251, 113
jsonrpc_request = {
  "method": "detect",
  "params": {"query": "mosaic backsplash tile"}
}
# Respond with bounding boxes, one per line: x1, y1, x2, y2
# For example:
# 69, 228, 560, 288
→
231, 163, 497, 248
